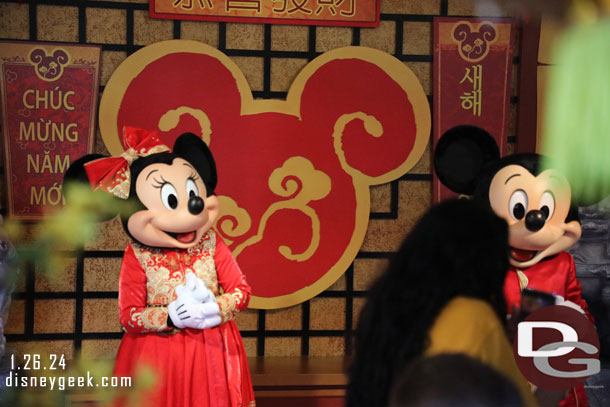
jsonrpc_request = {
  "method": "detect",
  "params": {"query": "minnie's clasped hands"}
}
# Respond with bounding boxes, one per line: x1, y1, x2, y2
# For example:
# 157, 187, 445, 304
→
168, 272, 222, 330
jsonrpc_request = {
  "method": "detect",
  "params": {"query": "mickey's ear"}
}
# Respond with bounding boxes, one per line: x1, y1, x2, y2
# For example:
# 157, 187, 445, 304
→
63, 154, 119, 222
173, 133, 217, 195
433, 125, 500, 195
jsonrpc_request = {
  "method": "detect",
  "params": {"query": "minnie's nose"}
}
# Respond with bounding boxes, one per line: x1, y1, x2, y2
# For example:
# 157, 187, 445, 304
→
188, 196, 204, 215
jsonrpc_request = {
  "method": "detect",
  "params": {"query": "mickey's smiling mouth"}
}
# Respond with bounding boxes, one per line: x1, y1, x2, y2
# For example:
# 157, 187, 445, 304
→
165, 230, 197, 244
510, 247, 538, 263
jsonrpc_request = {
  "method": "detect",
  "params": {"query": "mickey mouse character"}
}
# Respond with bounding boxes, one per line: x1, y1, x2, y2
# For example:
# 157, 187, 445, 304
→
434, 125, 592, 407
64, 127, 255, 407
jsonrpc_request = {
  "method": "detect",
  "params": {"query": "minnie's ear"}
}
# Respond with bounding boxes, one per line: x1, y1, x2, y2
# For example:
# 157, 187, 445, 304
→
63, 154, 119, 222
63, 154, 105, 186
434, 125, 500, 195
173, 133, 217, 195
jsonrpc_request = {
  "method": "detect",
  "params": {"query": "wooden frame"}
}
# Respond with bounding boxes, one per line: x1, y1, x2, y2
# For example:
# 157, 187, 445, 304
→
515, 16, 541, 154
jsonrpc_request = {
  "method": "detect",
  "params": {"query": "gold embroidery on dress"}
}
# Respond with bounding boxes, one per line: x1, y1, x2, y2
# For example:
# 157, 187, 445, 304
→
218, 287, 246, 323
130, 231, 219, 307
127, 230, 244, 327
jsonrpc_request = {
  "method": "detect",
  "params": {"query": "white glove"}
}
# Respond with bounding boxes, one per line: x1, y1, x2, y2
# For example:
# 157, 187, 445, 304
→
168, 301, 222, 330
168, 272, 222, 329
554, 295, 586, 315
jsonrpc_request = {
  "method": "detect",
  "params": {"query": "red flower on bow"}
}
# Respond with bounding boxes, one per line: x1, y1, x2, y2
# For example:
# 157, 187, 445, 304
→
84, 126, 171, 199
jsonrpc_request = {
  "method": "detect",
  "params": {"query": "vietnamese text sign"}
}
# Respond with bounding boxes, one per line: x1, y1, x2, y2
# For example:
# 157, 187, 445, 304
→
151, 0, 379, 27
0, 41, 101, 220
433, 17, 515, 202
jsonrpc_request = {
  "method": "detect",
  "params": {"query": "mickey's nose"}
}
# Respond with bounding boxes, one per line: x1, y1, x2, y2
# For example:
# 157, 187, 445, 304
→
188, 196, 204, 215
525, 210, 545, 232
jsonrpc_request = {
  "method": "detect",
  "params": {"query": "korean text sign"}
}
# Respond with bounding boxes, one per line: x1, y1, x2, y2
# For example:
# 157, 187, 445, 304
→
433, 18, 515, 202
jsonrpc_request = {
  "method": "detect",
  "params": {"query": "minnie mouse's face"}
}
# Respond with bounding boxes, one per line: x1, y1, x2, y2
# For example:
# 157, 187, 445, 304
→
64, 132, 219, 250
488, 165, 581, 269
128, 157, 219, 249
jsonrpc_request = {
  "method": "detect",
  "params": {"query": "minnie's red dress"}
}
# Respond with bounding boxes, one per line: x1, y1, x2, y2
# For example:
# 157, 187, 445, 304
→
504, 251, 592, 407
113, 230, 256, 407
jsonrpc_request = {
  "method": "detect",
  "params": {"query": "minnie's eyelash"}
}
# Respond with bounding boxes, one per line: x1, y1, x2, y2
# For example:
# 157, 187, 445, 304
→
151, 173, 198, 189
152, 176, 169, 189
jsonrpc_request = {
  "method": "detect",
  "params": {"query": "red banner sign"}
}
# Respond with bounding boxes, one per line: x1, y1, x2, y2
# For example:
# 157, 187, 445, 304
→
150, 0, 379, 27
433, 17, 515, 202
0, 41, 101, 220
99, 40, 430, 308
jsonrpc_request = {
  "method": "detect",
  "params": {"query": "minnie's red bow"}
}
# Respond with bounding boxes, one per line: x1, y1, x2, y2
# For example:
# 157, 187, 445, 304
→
84, 126, 170, 199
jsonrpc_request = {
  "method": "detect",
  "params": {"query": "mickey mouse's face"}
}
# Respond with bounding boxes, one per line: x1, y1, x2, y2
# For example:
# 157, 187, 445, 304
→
434, 126, 584, 271
489, 165, 581, 268
128, 157, 219, 249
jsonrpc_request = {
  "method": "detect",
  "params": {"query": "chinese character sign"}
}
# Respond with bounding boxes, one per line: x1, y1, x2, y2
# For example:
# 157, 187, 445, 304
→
150, 0, 378, 27
0, 41, 101, 220
98, 41, 430, 308
433, 18, 515, 202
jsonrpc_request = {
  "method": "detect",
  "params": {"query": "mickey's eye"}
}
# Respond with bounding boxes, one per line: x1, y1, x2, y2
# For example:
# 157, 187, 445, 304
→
539, 191, 555, 221
161, 183, 178, 210
186, 178, 198, 198
509, 190, 527, 220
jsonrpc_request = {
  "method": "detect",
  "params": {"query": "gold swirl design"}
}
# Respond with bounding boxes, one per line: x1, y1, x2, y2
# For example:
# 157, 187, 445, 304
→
232, 156, 331, 262
158, 106, 212, 145
215, 196, 252, 246
333, 112, 383, 182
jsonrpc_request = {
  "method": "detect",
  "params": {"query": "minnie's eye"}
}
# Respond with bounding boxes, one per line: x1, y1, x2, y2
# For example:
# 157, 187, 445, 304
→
509, 190, 527, 220
540, 191, 555, 221
186, 179, 198, 198
161, 183, 178, 210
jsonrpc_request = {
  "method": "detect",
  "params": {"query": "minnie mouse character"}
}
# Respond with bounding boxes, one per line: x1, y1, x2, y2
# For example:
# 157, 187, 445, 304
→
64, 127, 255, 407
434, 125, 592, 407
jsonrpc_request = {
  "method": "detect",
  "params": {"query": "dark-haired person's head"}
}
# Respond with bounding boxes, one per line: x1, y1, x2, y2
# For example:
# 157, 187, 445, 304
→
389, 354, 523, 407
346, 199, 510, 407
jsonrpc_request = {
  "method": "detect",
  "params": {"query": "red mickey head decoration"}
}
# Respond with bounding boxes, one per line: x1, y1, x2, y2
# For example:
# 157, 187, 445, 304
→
29, 47, 70, 82
99, 40, 430, 308
452, 21, 497, 63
